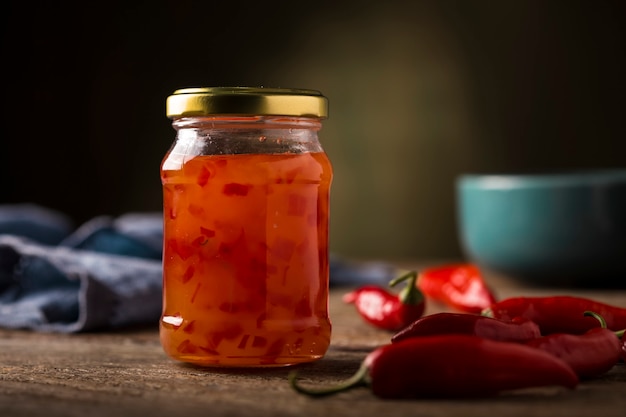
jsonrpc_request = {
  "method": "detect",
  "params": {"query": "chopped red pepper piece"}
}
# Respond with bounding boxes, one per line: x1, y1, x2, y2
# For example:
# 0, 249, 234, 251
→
264, 338, 286, 357
238, 334, 250, 349
165, 238, 194, 260
289, 335, 578, 398
191, 236, 208, 247
190, 283, 201, 304
417, 263, 497, 314
223, 182, 251, 196
199, 227, 216, 237
197, 166, 212, 187
177, 339, 199, 354
252, 336, 267, 348
187, 203, 205, 217
294, 297, 313, 317
181, 265, 194, 284
182, 320, 195, 334
343, 271, 425, 332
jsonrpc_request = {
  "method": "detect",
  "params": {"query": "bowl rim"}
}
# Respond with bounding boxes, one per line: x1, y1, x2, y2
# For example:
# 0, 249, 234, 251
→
458, 169, 626, 190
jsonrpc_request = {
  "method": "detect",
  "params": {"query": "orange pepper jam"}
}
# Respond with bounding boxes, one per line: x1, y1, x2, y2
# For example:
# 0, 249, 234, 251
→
160, 88, 332, 367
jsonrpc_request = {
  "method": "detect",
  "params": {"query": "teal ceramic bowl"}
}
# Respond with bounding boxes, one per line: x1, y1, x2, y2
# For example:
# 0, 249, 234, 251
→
457, 170, 626, 287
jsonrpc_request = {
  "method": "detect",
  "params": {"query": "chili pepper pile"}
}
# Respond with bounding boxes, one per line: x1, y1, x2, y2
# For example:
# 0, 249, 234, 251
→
290, 264, 626, 399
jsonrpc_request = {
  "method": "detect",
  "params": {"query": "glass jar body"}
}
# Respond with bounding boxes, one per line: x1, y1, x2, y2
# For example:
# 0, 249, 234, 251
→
160, 116, 332, 367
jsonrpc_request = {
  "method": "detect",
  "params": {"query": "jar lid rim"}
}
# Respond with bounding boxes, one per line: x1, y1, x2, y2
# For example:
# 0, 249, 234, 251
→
166, 87, 328, 119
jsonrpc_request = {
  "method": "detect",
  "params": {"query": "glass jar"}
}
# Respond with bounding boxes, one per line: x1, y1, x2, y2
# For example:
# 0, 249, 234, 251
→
160, 87, 333, 367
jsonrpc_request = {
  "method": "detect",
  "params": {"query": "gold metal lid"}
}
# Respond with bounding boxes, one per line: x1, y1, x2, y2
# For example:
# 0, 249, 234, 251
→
166, 87, 328, 119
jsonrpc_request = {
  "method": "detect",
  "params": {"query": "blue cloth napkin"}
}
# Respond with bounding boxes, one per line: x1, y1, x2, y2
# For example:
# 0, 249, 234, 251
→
0, 204, 396, 333
0, 205, 164, 333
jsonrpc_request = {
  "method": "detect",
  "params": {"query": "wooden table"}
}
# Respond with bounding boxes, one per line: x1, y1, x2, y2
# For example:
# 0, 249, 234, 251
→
1, 269, 625, 417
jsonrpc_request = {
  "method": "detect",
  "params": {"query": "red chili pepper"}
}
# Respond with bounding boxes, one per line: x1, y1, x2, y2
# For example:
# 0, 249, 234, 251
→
525, 311, 622, 379
390, 312, 541, 344
289, 335, 578, 398
609, 327, 624, 362
417, 263, 497, 314
343, 271, 425, 331
483, 295, 626, 335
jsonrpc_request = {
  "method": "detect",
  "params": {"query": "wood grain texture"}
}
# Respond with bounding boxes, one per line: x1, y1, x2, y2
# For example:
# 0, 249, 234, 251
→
1, 271, 625, 417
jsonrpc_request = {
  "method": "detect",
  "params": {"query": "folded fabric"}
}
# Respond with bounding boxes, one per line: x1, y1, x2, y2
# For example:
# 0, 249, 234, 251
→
0, 203, 74, 245
59, 212, 164, 260
0, 205, 164, 333
0, 235, 162, 333
329, 254, 399, 287
0, 204, 396, 333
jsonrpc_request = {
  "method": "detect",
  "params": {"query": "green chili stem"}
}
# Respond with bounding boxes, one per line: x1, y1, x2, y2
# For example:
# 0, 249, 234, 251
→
288, 364, 370, 397
584, 311, 626, 339
583, 310, 607, 328
388, 270, 416, 287
389, 270, 423, 305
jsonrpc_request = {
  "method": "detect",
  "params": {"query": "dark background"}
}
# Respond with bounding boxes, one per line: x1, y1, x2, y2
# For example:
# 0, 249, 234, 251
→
1, 0, 624, 260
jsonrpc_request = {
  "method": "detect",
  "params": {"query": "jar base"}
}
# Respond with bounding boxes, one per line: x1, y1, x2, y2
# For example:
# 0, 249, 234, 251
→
165, 353, 326, 368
